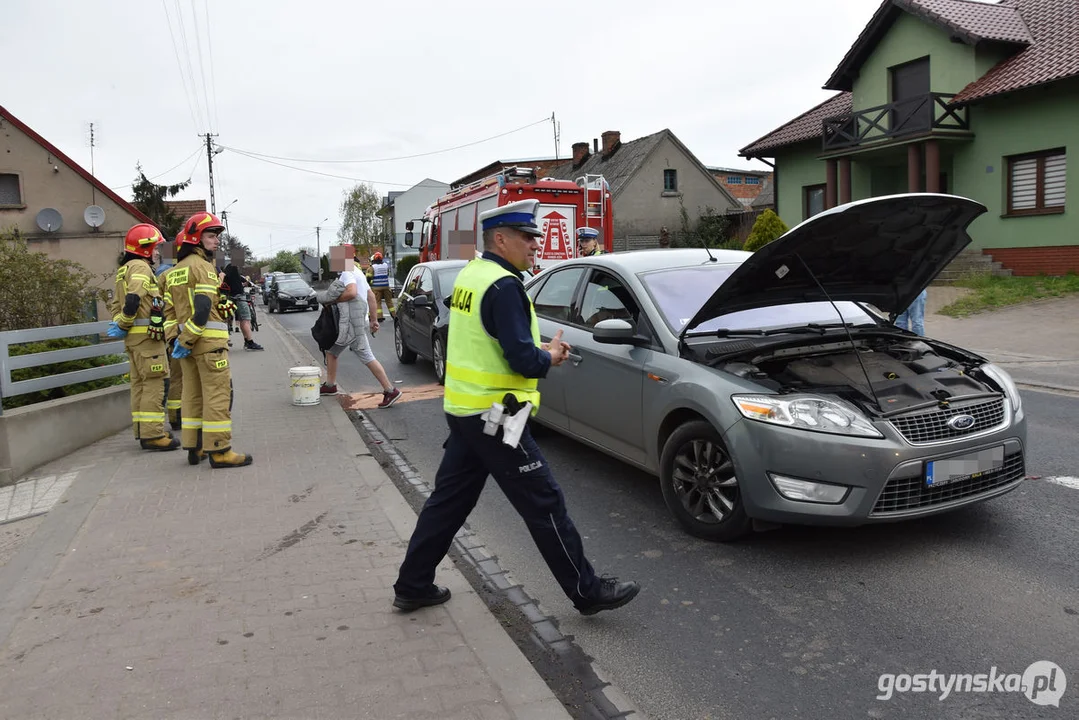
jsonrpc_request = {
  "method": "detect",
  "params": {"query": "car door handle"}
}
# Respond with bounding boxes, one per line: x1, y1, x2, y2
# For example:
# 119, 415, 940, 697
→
567, 352, 583, 365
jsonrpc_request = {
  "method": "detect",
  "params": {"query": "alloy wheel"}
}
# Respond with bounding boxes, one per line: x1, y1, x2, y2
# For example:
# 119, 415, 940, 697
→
671, 439, 739, 524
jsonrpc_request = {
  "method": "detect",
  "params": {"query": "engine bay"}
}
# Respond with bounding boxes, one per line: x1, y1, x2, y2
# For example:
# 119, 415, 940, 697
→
713, 335, 1001, 415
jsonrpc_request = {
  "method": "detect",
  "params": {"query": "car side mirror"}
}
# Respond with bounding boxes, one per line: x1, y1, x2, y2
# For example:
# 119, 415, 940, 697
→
592, 318, 641, 345
413, 294, 430, 307
404, 232, 414, 247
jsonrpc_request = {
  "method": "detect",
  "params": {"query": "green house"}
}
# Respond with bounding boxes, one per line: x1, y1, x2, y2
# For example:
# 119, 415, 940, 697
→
739, 0, 1076, 275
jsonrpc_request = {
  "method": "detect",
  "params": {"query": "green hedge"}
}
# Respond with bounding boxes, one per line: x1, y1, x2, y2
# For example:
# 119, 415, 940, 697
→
396, 255, 421, 284
3, 337, 127, 411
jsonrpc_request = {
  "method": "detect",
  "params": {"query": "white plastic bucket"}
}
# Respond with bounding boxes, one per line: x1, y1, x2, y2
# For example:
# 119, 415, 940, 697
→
289, 366, 322, 406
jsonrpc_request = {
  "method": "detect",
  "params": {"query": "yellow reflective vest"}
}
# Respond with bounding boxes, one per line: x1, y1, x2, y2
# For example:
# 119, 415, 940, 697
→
443, 258, 542, 417
110, 258, 162, 350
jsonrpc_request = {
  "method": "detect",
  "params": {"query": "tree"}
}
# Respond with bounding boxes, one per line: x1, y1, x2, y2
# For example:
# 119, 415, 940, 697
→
744, 209, 790, 252
338, 183, 384, 259
672, 204, 739, 250
267, 250, 302, 274
220, 232, 254, 266
0, 229, 97, 331
129, 163, 191, 238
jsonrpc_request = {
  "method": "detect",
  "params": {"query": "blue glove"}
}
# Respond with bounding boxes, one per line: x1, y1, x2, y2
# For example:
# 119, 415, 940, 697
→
106, 321, 128, 338
171, 339, 191, 359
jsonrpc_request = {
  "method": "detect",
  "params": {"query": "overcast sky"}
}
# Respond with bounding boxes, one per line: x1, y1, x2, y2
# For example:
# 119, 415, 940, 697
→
7, 0, 880, 259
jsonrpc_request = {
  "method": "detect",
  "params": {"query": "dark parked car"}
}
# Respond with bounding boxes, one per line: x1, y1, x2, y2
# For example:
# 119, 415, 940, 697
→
394, 259, 467, 384
267, 276, 317, 313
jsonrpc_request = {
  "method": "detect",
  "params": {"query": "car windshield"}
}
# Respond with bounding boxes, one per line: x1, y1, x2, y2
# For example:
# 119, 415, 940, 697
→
638, 265, 878, 334
278, 282, 311, 293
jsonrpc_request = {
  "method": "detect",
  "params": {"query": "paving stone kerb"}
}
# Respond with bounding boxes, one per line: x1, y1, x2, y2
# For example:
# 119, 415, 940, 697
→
0, 319, 570, 720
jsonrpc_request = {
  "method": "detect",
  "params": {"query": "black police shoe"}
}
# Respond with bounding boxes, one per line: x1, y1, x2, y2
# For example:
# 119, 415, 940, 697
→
392, 585, 451, 612
577, 577, 641, 616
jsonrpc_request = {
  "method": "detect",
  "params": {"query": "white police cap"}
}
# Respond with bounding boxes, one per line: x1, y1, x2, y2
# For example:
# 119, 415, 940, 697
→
479, 199, 543, 237
576, 227, 600, 240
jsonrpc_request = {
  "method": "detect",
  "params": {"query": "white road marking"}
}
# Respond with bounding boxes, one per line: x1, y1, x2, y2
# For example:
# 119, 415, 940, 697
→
0, 472, 77, 523
1041, 476, 1079, 490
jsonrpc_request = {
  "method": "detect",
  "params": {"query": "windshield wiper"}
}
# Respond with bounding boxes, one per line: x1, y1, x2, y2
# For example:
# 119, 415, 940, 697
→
710, 322, 873, 338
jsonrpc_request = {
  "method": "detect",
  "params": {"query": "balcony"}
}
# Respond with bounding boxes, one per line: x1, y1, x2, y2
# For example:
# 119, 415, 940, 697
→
822, 93, 970, 152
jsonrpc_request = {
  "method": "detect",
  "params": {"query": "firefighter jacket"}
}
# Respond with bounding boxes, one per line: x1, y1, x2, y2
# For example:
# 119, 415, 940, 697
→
157, 270, 181, 345
165, 249, 230, 355
110, 258, 165, 350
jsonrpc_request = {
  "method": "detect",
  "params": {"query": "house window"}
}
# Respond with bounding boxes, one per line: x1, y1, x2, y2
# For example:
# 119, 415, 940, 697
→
745, 177, 761, 185
727, 176, 743, 184
0, 173, 22, 206
804, 184, 826, 219
663, 169, 678, 192
1006, 149, 1066, 215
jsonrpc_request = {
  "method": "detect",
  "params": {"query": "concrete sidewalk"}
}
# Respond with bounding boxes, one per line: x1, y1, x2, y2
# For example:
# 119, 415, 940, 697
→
0, 318, 570, 719
925, 289, 1079, 393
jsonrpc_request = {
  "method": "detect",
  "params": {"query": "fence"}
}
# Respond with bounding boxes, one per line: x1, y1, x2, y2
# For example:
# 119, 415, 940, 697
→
0, 321, 129, 416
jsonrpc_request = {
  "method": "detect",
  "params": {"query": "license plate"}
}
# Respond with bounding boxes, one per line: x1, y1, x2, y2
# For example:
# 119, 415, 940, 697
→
926, 446, 1004, 487
296, 300, 307, 306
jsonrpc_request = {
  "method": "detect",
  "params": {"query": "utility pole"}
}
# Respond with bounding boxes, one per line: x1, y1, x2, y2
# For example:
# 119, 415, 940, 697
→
89, 122, 97, 205
551, 112, 560, 160
315, 217, 329, 282
203, 132, 220, 213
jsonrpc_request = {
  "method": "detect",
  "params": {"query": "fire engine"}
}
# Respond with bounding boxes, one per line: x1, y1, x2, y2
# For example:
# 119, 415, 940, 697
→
405, 166, 612, 272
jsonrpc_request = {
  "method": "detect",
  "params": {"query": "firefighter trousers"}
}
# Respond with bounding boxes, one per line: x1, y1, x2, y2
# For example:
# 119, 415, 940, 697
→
127, 344, 170, 440
371, 287, 396, 318
180, 348, 234, 453
166, 350, 183, 428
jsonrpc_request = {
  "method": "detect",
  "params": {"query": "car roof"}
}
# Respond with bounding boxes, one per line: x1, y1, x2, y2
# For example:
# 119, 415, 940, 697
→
543, 248, 750, 275
417, 259, 469, 270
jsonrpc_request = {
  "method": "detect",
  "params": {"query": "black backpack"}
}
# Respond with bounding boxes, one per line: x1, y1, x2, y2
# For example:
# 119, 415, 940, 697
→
311, 304, 339, 354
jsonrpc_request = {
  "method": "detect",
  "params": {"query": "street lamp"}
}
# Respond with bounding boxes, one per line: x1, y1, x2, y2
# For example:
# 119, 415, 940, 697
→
220, 199, 238, 238
315, 217, 329, 282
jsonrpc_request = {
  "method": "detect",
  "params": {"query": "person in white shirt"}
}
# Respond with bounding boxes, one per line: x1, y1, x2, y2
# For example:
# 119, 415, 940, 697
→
317, 267, 401, 408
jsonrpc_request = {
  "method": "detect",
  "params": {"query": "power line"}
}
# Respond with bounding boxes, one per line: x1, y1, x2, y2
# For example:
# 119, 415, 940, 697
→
218, 116, 551, 164
203, 0, 221, 132
189, 0, 214, 132
109, 146, 203, 190
161, 0, 200, 133
172, 0, 206, 129
225, 147, 455, 188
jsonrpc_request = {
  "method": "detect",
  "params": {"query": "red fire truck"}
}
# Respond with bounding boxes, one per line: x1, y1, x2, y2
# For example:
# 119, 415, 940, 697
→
405, 166, 612, 272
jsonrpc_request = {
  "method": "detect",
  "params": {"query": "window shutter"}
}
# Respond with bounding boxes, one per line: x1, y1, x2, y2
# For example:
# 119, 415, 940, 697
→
1010, 158, 1038, 210
1044, 153, 1066, 208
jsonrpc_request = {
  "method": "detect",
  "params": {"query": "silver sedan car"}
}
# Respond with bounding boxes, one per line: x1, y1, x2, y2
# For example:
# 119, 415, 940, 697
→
523, 194, 1027, 541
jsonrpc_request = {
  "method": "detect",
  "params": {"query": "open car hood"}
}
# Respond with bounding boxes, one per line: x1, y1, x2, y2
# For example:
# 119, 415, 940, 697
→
683, 194, 987, 334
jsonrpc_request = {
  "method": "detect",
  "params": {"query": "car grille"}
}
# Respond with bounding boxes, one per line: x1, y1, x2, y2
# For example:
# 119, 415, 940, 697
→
889, 397, 1007, 444
870, 451, 1024, 516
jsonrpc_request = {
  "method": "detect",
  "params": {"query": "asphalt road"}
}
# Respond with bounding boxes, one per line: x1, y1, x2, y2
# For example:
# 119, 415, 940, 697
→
273, 307, 1079, 720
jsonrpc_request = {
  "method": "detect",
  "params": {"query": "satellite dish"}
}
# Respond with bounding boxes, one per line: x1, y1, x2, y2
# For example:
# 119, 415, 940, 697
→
36, 208, 63, 233
84, 205, 106, 228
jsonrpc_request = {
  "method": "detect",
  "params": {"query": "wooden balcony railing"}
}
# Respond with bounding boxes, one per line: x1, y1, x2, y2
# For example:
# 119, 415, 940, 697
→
822, 93, 970, 151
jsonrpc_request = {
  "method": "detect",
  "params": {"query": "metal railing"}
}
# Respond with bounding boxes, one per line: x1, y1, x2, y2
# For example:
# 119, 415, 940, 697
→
0, 321, 129, 416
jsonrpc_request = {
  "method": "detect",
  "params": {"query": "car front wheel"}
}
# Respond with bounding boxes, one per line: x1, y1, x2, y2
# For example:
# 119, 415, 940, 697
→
659, 420, 751, 542
395, 321, 417, 364
432, 333, 446, 385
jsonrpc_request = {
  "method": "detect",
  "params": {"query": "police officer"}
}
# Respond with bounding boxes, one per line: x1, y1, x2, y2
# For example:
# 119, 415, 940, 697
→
576, 226, 604, 257
165, 212, 252, 469
155, 233, 185, 430
107, 224, 180, 451
368, 251, 395, 321
392, 199, 640, 615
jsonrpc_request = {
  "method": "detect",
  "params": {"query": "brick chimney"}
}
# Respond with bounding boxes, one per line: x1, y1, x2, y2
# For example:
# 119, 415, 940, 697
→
572, 141, 590, 167
601, 130, 621, 157
593, 138, 599, 153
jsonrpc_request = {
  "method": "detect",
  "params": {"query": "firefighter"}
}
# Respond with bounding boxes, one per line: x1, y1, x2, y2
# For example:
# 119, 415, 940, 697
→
165, 212, 253, 469
155, 233, 185, 430
106, 224, 180, 451
576, 227, 603, 257
369, 251, 396, 321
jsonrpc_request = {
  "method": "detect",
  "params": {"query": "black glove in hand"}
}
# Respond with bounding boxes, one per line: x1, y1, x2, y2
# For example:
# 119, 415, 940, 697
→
148, 296, 166, 341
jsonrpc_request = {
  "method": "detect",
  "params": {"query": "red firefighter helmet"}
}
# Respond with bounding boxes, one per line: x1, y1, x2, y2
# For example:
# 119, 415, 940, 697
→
124, 224, 164, 258
372, 251, 383, 262
179, 211, 226, 246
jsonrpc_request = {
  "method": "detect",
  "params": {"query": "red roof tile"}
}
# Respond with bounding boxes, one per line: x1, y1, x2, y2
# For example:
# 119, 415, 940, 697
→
739, 93, 852, 157
0, 104, 154, 225
900, 0, 1033, 44
953, 0, 1079, 103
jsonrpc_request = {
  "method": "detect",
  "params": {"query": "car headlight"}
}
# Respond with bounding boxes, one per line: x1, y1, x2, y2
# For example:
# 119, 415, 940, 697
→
981, 363, 1021, 415
732, 394, 883, 438
278, 293, 292, 299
